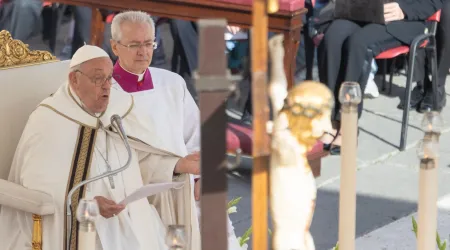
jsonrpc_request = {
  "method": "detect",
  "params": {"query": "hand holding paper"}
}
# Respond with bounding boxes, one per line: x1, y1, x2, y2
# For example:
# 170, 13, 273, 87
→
120, 182, 184, 205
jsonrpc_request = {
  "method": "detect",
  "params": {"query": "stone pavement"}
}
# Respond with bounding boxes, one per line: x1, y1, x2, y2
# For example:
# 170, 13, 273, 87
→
23, 23, 450, 250
228, 74, 450, 250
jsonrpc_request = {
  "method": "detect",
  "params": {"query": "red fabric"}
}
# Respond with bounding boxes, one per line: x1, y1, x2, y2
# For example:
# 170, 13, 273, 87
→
226, 122, 324, 157
42, 1, 52, 7
375, 46, 410, 59
428, 10, 441, 22
106, 14, 116, 24
376, 41, 428, 59
227, 123, 252, 155
213, 0, 305, 11
226, 128, 241, 153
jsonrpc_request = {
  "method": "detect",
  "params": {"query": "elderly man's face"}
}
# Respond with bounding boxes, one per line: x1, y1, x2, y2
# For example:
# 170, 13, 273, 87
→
69, 57, 113, 114
111, 21, 154, 74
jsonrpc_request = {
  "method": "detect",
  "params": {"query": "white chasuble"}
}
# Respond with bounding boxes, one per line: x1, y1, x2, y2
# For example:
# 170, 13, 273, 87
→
0, 81, 194, 250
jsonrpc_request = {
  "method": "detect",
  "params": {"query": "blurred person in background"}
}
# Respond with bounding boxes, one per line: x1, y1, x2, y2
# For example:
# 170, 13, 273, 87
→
0, 0, 42, 41
400, 0, 450, 112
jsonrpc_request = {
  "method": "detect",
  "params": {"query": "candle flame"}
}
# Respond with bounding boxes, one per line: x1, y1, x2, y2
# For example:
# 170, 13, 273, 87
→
345, 93, 350, 101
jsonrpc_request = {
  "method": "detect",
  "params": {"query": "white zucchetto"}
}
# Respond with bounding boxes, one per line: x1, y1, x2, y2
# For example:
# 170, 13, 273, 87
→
69, 45, 110, 68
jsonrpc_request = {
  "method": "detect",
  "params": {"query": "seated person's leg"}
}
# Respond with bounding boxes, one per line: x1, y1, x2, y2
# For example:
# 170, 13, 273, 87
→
71, 6, 92, 57
150, 23, 167, 68
419, 0, 450, 112
397, 49, 427, 110
364, 59, 380, 98
169, 19, 199, 100
0, 0, 41, 41
317, 19, 360, 147
344, 23, 402, 118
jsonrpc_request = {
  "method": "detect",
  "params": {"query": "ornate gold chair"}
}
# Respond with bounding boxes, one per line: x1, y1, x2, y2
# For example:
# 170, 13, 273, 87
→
0, 30, 70, 250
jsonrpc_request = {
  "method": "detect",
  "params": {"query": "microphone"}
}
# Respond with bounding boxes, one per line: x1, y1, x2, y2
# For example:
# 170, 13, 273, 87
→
65, 114, 133, 250
110, 114, 127, 141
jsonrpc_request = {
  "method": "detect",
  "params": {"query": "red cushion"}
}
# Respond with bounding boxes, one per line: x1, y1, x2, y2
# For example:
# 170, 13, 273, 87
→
228, 123, 252, 155
308, 140, 323, 156
428, 10, 441, 22
226, 129, 241, 153
213, 0, 305, 12
375, 46, 410, 59
226, 122, 324, 159
375, 40, 428, 59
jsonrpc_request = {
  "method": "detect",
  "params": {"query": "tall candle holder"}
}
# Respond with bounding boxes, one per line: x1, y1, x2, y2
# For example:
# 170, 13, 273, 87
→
76, 199, 100, 250
416, 111, 442, 250
338, 82, 361, 250
166, 225, 186, 250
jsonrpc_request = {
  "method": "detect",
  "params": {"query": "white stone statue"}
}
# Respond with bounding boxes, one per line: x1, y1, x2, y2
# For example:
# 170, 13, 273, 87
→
268, 34, 334, 250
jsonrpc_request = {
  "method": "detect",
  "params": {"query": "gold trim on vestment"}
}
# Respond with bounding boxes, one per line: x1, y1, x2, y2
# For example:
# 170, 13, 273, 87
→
38, 104, 98, 129
0, 30, 57, 69
32, 214, 42, 250
63, 126, 97, 250
104, 95, 135, 130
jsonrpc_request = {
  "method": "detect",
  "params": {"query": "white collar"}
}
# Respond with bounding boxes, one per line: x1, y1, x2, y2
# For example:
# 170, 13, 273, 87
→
121, 64, 145, 81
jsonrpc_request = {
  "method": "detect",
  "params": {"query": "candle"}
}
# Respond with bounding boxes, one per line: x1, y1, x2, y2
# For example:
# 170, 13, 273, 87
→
78, 228, 97, 250
166, 225, 186, 250
417, 111, 442, 250
338, 82, 361, 250
76, 199, 100, 250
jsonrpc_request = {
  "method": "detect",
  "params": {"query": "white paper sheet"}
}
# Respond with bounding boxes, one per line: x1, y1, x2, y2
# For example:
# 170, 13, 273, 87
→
120, 182, 184, 205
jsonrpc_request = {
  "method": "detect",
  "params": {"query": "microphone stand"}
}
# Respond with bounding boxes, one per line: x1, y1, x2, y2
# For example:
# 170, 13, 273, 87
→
65, 115, 132, 250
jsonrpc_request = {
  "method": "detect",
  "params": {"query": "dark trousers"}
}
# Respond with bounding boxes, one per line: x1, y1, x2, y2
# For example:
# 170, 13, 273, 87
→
71, 7, 113, 58
414, 0, 450, 101
0, 0, 41, 41
169, 19, 199, 99
318, 19, 402, 121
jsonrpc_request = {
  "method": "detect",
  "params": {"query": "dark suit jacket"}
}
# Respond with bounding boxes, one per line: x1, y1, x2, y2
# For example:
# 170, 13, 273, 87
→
387, 0, 444, 44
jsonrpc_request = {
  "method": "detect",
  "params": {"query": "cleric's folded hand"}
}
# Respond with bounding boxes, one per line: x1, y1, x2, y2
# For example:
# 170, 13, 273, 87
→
174, 151, 200, 175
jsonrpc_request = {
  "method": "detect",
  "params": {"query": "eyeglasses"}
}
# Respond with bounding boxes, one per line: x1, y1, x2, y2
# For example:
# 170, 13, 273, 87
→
75, 70, 113, 87
116, 40, 158, 51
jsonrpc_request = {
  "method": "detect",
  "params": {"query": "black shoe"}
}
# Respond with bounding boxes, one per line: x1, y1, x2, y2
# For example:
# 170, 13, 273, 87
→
418, 91, 447, 113
329, 145, 341, 155
397, 86, 425, 110
324, 128, 359, 156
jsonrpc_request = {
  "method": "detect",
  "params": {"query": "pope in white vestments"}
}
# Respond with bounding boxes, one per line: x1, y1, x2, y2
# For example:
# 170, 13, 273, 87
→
109, 10, 245, 250
0, 45, 196, 250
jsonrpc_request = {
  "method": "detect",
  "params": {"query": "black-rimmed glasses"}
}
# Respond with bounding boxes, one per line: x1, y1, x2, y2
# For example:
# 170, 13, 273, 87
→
75, 70, 113, 87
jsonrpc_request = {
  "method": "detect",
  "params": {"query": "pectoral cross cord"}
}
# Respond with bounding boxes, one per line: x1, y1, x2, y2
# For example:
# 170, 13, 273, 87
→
95, 132, 116, 189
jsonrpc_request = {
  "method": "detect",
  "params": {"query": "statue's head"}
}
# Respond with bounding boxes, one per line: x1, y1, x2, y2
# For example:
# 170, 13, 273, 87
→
281, 81, 334, 148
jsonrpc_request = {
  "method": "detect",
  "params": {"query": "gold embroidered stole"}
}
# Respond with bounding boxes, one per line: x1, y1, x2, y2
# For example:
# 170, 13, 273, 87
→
63, 125, 97, 250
